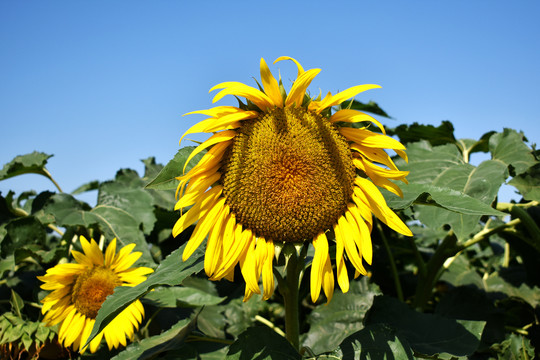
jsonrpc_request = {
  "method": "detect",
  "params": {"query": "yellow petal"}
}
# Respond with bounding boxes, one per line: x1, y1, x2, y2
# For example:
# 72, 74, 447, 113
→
285, 68, 321, 107
176, 171, 221, 209
177, 141, 231, 180
311, 232, 328, 303
316, 84, 381, 113
354, 177, 412, 236
262, 238, 275, 300
183, 130, 236, 172
182, 197, 226, 261
340, 127, 406, 150
274, 56, 305, 78
210, 82, 274, 111
183, 106, 242, 117
321, 250, 335, 303
104, 238, 117, 267
334, 223, 349, 293
172, 186, 222, 237
339, 215, 367, 276
260, 58, 283, 107
239, 233, 260, 294
330, 109, 386, 135
204, 205, 228, 277
180, 111, 256, 144
347, 203, 373, 265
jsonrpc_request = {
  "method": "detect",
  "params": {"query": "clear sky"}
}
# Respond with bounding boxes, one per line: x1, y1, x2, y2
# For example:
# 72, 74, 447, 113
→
1, 1, 539, 204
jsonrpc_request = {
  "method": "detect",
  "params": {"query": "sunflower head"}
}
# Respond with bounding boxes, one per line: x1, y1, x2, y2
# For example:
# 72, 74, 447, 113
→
38, 236, 153, 354
174, 57, 412, 303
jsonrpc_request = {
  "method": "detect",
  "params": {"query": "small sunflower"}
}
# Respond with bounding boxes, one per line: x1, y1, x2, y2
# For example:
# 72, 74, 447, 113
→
173, 57, 412, 303
38, 236, 153, 354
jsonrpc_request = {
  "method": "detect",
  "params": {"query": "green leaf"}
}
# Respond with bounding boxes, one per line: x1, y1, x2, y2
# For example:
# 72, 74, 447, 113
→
489, 129, 537, 177
385, 183, 505, 216
145, 147, 205, 190
144, 286, 225, 308
111, 318, 195, 360
71, 180, 100, 195
483, 272, 540, 308
365, 296, 486, 357
85, 244, 204, 347
43, 193, 154, 263
222, 296, 270, 337
342, 99, 391, 118
0, 151, 53, 181
394, 140, 507, 239
337, 323, 414, 360
302, 278, 381, 354
508, 163, 540, 201
393, 121, 456, 146
10, 290, 24, 317
3, 216, 47, 257
225, 326, 300, 360
98, 173, 156, 235
491, 333, 536, 360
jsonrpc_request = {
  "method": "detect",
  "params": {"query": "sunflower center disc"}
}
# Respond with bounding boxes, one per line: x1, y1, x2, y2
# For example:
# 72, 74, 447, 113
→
221, 107, 355, 242
72, 266, 122, 318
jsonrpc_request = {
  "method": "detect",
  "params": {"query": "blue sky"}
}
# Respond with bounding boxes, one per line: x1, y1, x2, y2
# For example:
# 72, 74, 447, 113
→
1, 1, 539, 203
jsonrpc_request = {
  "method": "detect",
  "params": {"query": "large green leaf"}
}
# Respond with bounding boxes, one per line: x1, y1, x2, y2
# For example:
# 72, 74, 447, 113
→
145, 147, 205, 191
365, 296, 486, 357
98, 170, 156, 235
85, 244, 204, 347
337, 323, 414, 360
394, 140, 507, 239
225, 326, 300, 360
144, 286, 225, 308
489, 129, 536, 177
111, 318, 195, 360
0, 152, 53, 181
508, 163, 540, 201
302, 278, 381, 354
43, 193, 153, 263
393, 121, 456, 146
385, 183, 505, 216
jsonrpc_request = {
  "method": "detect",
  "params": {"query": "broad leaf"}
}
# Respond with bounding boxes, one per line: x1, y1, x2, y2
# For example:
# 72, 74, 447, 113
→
71, 180, 99, 195
111, 318, 195, 360
43, 193, 153, 263
0, 152, 53, 181
98, 172, 156, 235
393, 121, 456, 146
145, 147, 205, 190
508, 163, 540, 201
395, 141, 507, 239
489, 129, 536, 177
338, 323, 414, 360
144, 286, 225, 308
302, 278, 381, 354
365, 296, 486, 357
225, 326, 300, 360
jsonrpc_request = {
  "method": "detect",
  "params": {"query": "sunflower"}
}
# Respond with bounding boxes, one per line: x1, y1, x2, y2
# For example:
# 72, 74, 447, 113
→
38, 236, 153, 354
173, 56, 412, 303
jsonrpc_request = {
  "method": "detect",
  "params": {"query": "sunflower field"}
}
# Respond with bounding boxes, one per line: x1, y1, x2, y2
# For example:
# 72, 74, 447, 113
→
1, 63, 540, 359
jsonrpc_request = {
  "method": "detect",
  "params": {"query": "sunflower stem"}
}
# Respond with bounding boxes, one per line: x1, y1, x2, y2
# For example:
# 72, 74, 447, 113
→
277, 244, 304, 351
377, 221, 404, 302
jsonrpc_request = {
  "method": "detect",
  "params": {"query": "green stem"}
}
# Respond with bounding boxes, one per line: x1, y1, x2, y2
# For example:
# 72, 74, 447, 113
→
42, 168, 64, 193
283, 253, 300, 350
413, 231, 458, 310
255, 315, 286, 337
377, 221, 404, 302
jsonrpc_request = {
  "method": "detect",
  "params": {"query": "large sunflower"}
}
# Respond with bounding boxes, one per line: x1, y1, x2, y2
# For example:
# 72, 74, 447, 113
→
38, 236, 153, 354
173, 56, 412, 303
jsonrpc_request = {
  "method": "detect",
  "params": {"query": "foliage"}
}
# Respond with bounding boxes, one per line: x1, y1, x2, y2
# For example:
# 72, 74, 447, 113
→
0, 120, 539, 359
